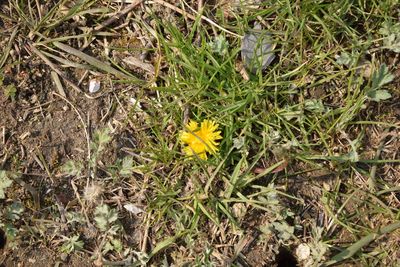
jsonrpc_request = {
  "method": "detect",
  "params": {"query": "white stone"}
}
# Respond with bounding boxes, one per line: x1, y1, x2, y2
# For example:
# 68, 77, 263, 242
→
124, 203, 144, 215
296, 243, 311, 261
88, 79, 101, 93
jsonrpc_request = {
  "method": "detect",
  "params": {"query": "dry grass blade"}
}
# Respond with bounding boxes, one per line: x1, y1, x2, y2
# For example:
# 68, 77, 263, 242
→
231, 231, 258, 262
27, 43, 83, 93
0, 12, 15, 22
42, 50, 93, 69
0, 25, 19, 68
52, 41, 138, 80
123, 56, 155, 75
51, 71, 66, 97
368, 128, 393, 192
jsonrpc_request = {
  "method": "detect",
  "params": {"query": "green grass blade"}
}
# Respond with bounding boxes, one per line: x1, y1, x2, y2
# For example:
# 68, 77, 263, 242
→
322, 221, 400, 266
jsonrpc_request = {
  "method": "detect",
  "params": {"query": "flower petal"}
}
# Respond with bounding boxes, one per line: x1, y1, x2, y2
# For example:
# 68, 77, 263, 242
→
186, 120, 198, 131
181, 119, 222, 159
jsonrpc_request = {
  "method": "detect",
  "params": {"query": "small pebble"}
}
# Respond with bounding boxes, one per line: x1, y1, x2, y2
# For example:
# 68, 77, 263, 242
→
88, 79, 100, 93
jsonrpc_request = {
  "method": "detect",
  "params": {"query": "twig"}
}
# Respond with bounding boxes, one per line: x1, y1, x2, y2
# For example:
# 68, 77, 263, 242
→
231, 230, 258, 264
54, 195, 67, 224
123, 56, 155, 75
102, 258, 133, 266
25, 100, 55, 111
35, 0, 42, 20
2, 127, 5, 145
197, 0, 204, 12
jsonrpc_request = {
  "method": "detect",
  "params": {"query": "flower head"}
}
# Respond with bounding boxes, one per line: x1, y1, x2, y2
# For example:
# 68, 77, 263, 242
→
180, 119, 222, 159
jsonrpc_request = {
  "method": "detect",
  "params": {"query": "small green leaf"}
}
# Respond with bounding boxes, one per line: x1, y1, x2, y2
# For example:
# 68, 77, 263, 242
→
66, 211, 85, 224
94, 128, 111, 147
271, 221, 295, 241
4, 84, 16, 100
60, 235, 84, 254
4, 223, 18, 240
367, 64, 394, 102
6, 202, 25, 221
259, 224, 273, 235
304, 99, 325, 113
335, 52, 355, 66
102, 241, 114, 254
111, 239, 123, 252
232, 136, 245, 150
208, 35, 229, 56
379, 21, 400, 53
367, 89, 392, 102
91, 128, 112, 155
371, 64, 394, 90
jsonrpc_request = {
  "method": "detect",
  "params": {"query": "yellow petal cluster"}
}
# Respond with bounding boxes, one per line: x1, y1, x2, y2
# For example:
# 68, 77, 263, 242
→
180, 119, 222, 159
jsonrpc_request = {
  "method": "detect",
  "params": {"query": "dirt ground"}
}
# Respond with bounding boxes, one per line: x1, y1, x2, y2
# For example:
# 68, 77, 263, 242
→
1, 1, 400, 266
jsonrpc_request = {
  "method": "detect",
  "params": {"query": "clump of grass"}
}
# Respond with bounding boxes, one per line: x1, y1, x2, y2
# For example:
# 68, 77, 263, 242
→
141, 0, 400, 265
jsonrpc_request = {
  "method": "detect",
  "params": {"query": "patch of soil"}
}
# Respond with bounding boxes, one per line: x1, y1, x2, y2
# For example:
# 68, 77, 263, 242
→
0, 29, 143, 266
1, 246, 93, 267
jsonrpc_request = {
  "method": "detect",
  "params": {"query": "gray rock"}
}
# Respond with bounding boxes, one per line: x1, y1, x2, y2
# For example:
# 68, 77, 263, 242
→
241, 30, 275, 74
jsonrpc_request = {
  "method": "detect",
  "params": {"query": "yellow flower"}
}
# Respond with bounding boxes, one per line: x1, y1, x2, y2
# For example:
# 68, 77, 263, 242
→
180, 119, 222, 159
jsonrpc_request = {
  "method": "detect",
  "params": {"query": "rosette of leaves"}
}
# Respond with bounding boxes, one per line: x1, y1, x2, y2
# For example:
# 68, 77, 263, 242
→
208, 35, 229, 56
94, 204, 120, 233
